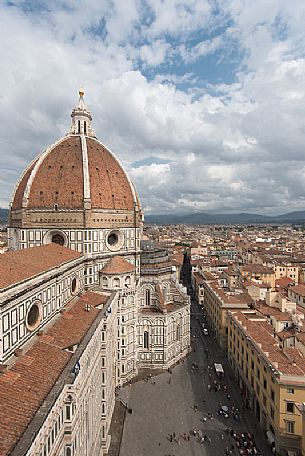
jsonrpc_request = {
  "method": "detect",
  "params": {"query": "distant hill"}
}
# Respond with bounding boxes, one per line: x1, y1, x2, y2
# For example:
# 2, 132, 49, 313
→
145, 210, 305, 225
1, 207, 305, 226
0, 208, 8, 223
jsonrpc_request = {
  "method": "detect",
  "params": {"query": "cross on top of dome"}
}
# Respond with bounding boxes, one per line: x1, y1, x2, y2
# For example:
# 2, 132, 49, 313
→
70, 88, 96, 137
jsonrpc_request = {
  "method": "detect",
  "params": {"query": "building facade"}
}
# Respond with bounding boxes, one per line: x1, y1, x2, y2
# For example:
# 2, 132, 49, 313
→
228, 309, 305, 456
0, 91, 190, 456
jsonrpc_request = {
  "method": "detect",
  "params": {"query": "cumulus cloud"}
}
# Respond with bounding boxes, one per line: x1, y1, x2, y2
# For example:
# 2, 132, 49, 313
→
1, 0, 305, 215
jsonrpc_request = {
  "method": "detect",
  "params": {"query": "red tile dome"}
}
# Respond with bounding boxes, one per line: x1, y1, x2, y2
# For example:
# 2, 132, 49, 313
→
11, 135, 138, 211
11, 91, 141, 215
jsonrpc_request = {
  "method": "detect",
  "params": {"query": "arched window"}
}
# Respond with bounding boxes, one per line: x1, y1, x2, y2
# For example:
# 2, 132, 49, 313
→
102, 276, 108, 287
77, 120, 81, 133
145, 289, 151, 306
113, 277, 120, 288
125, 275, 131, 287
176, 324, 181, 341
144, 331, 149, 349
52, 233, 65, 246
84, 120, 87, 135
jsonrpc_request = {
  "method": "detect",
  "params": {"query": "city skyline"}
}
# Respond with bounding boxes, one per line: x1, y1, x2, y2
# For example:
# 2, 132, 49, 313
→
1, 0, 305, 215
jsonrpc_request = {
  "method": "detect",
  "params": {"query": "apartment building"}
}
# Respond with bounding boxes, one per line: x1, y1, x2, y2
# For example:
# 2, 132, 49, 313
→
202, 274, 251, 349
228, 309, 305, 456
240, 264, 276, 288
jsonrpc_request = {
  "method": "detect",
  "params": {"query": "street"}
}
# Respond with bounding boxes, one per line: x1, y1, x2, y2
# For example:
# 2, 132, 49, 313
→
118, 291, 273, 456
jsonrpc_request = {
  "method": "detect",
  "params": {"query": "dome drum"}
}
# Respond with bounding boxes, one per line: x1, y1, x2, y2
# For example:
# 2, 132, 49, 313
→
9, 91, 143, 253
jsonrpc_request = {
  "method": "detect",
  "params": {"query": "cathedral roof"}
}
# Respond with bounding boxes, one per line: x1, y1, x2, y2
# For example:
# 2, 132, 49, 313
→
101, 255, 135, 275
0, 244, 81, 290
0, 291, 108, 456
11, 90, 141, 214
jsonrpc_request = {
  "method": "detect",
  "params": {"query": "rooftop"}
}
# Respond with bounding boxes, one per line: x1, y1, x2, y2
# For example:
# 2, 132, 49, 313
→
0, 244, 82, 290
289, 284, 305, 297
101, 255, 135, 275
0, 291, 108, 456
231, 311, 305, 377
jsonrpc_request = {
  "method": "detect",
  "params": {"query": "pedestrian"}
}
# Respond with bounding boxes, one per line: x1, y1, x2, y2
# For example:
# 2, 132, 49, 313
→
173, 432, 176, 438
221, 433, 224, 440
177, 437, 181, 446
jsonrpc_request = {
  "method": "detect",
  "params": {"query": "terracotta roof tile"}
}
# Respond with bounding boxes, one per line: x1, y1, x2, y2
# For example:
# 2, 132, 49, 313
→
194, 272, 204, 285
101, 256, 135, 275
231, 311, 305, 377
0, 291, 107, 456
170, 253, 184, 266
275, 277, 295, 288
11, 159, 38, 210
289, 284, 305, 297
241, 264, 274, 274
87, 138, 135, 210
11, 136, 139, 212
0, 244, 82, 290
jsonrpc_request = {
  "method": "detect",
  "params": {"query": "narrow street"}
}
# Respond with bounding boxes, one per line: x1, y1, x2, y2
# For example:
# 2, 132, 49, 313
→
118, 263, 273, 456
118, 308, 273, 455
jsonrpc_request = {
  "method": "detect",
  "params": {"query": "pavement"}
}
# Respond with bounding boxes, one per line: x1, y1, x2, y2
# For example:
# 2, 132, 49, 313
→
118, 269, 274, 456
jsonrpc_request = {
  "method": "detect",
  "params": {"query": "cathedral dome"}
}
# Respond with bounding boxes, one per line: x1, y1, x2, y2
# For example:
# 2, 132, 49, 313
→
11, 91, 139, 214
11, 135, 137, 212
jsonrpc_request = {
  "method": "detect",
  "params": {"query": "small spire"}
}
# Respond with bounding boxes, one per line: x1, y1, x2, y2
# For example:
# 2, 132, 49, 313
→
77, 87, 86, 110
70, 88, 95, 137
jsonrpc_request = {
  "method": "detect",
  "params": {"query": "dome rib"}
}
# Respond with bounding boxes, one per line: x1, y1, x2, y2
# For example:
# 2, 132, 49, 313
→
11, 157, 39, 210
87, 137, 140, 211
11, 135, 142, 213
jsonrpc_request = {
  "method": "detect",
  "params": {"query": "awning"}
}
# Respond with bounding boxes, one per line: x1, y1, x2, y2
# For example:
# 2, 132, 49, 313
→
266, 430, 275, 445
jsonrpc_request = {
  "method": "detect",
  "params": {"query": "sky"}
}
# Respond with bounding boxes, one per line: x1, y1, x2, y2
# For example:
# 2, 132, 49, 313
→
1, 0, 305, 215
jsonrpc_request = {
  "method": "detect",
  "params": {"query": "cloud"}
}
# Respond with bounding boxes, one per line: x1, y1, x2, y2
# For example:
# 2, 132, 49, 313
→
1, 0, 305, 216
179, 36, 223, 63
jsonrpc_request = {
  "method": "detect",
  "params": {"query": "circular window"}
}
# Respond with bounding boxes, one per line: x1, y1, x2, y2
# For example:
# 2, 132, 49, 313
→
71, 278, 77, 293
52, 233, 65, 246
108, 232, 118, 245
106, 230, 124, 251
26, 302, 42, 331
